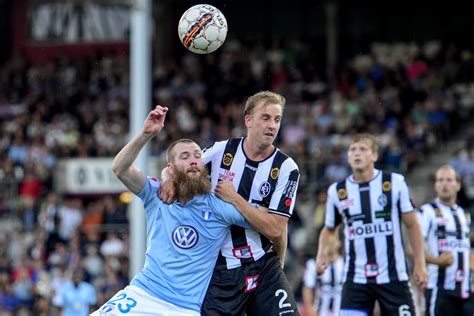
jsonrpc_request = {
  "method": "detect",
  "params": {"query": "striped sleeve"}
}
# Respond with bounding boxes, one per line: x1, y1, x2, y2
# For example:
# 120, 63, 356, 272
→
325, 183, 341, 230
418, 203, 434, 239
268, 158, 300, 218
202, 140, 227, 166
394, 173, 415, 213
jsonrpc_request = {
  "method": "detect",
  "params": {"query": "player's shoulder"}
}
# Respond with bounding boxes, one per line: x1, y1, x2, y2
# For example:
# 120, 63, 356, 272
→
385, 171, 405, 183
275, 148, 299, 170
326, 181, 340, 196
205, 193, 231, 213
328, 181, 339, 191
149, 176, 161, 188
419, 201, 436, 211
203, 138, 241, 153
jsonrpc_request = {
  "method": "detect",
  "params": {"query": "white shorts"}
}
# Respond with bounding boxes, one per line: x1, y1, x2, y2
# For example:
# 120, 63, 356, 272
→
90, 285, 200, 316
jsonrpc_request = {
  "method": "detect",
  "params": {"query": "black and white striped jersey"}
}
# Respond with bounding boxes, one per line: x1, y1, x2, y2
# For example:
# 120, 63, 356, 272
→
324, 169, 414, 284
418, 200, 471, 298
203, 138, 300, 270
304, 257, 344, 315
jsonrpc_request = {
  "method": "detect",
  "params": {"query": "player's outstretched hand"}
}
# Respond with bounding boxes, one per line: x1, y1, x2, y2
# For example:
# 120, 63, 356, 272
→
143, 105, 168, 135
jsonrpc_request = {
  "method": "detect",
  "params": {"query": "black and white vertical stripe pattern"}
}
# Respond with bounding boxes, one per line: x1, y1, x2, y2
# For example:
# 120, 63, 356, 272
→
325, 170, 413, 284
304, 257, 344, 315
203, 138, 300, 269
418, 200, 471, 298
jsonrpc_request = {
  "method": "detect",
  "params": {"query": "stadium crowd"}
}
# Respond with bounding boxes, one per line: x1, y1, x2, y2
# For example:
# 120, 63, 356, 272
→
0, 39, 473, 314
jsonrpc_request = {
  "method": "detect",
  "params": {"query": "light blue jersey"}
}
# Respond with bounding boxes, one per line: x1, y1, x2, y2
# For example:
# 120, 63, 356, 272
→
131, 177, 251, 312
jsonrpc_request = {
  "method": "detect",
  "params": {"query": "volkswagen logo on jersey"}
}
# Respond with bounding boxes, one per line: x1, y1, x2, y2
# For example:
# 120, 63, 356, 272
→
172, 225, 199, 249
259, 181, 271, 197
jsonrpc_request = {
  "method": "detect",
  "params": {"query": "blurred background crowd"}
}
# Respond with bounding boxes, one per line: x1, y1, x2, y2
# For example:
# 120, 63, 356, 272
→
1, 0, 474, 315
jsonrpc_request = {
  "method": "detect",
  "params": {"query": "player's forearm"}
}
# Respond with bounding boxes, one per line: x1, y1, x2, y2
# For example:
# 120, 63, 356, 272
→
112, 131, 154, 177
425, 253, 443, 266
316, 227, 334, 258
302, 287, 316, 314
230, 195, 285, 240
273, 225, 288, 267
406, 222, 426, 267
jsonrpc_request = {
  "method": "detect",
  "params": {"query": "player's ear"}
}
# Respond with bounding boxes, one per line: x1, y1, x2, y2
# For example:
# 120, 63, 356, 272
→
455, 179, 461, 193
167, 162, 175, 175
244, 114, 252, 128
372, 152, 378, 163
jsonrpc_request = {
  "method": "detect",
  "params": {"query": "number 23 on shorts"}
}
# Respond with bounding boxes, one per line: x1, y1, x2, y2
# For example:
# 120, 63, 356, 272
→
101, 292, 138, 314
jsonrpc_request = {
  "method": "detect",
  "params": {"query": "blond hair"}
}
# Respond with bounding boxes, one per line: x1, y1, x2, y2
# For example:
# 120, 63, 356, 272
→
349, 133, 379, 153
436, 164, 461, 183
243, 91, 286, 117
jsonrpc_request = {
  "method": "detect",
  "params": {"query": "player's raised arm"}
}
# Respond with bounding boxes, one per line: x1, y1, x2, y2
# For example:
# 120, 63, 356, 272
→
112, 105, 168, 194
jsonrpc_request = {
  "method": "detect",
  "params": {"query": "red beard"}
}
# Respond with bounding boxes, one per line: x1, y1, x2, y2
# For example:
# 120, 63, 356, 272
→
174, 167, 211, 201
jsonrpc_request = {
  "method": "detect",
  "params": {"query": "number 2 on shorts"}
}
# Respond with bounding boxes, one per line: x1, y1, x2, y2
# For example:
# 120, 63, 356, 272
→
275, 289, 292, 309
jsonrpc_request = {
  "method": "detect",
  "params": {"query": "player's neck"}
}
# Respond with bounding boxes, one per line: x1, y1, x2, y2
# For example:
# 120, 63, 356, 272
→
437, 197, 457, 208
178, 197, 192, 205
243, 137, 274, 161
352, 167, 375, 183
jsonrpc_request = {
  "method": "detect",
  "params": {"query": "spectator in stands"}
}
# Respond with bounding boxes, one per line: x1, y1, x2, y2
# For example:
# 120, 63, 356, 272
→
99, 232, 124, 258
83, 245, 103, 280
53, 269, 97, 316
57, 198, 83, 243
0, 283, 20, 315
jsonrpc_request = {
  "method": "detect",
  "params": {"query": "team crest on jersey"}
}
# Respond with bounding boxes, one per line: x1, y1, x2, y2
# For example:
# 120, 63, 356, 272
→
259, 181, 271, 197
338, 188, 347, 199
434, 207, 442, 217
270, 167, 280, 179
202, 208, 213, 221
223, 153, 233, 166
378, 194, 388, 207
382, 181, 391, 192
172, 225, 199, 249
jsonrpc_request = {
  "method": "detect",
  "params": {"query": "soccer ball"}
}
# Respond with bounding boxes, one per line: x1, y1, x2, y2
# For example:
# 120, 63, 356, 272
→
178, 4, 228, 54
